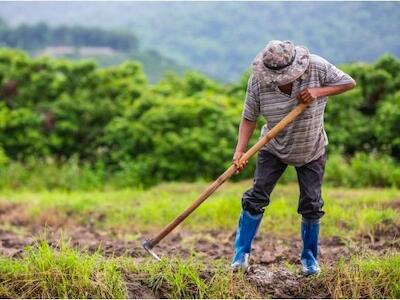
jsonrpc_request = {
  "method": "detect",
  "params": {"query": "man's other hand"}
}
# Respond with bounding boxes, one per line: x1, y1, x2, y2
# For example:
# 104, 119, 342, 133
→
297, 88, 320, 104
233, 151, 248, 174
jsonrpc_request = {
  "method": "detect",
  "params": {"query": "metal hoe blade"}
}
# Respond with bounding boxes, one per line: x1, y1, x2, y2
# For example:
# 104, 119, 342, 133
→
142, 240, 161, 261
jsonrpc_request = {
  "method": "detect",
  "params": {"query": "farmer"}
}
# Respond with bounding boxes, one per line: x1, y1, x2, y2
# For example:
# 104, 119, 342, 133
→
232, 40, 356, 275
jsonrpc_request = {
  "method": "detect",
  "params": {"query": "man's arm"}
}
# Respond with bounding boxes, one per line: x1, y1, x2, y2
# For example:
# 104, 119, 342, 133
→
298, 58, 356, 103
233, 117, 257, 173
234, 74, 260, 173
297, 82, 356, 103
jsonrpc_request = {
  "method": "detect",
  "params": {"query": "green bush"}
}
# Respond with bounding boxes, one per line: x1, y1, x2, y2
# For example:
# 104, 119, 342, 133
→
373, 91, 400, 159
325, 152, 400, 188
0, 49, 400, 188
0, 157, 106, 191
101, 91, 253, 185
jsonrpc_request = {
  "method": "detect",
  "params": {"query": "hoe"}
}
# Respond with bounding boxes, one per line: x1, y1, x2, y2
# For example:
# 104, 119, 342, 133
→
143, 102, 308, 260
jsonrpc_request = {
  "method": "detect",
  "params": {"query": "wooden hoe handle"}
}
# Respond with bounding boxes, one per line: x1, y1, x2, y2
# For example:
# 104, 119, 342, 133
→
143, 102, 308, 252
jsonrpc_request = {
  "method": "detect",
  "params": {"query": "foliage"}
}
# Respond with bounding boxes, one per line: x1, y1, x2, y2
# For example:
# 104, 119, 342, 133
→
0, 21, 139, 51
0, 49, 400, 188
0, 49, 146, 163
102, 94, 241, 185
0, 157, 107, 190
325, 153, 400, 188
324, 55, 400, 160
0, 18, 185, 82
0, 102, 47, 158
374, 91, 400, 158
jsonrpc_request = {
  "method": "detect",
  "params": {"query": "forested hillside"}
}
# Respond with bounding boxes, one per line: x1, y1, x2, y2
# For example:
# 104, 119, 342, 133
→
0, 19, 138, 51
0, 2, 399, 81
0, 19, 185, 82
0, 49, 399, 189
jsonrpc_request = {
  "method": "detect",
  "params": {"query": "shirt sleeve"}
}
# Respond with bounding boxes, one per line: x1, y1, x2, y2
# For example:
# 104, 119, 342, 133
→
242, 74, 260, 122
322, 59, 356, 87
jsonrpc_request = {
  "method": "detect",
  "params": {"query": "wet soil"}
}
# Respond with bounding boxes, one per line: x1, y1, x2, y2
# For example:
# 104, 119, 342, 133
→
1, 224, 400, 298
0, 202, 399, 298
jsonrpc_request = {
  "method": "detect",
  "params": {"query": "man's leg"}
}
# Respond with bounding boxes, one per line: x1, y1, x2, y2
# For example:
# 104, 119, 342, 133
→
232, 150, 287, 270
295, 151, 327, 275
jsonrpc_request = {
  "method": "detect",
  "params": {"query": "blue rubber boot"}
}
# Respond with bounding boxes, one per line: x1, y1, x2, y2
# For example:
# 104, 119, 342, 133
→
300, 219, 321, 276
231, 210, 263, 271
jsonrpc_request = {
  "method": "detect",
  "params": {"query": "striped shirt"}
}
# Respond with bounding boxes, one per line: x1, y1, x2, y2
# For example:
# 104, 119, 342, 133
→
242, 54, 355, 166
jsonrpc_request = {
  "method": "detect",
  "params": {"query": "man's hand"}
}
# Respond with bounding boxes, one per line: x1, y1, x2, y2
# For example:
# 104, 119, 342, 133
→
297, 83, 356, 104
233, 117, 256, 174
233, 151, 248, 174
297, 88, 321, 104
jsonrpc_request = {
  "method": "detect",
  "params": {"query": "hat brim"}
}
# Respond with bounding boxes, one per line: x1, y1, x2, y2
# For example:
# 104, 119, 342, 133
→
252, 45, 310, 85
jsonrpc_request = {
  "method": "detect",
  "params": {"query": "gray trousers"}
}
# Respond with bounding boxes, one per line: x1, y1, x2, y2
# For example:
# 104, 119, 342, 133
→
242, 149, 326, 220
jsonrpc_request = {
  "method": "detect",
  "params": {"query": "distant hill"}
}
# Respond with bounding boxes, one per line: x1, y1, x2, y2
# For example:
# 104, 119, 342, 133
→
0, 19, 186, 82
0, 2, 399, 81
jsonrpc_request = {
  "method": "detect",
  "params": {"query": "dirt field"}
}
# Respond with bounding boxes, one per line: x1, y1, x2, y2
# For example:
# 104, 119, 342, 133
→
1, 204, 399, 298
1, 183, 399, 298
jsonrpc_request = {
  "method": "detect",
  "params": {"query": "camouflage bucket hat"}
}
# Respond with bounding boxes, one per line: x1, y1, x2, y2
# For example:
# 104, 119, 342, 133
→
252, 40, 310, 85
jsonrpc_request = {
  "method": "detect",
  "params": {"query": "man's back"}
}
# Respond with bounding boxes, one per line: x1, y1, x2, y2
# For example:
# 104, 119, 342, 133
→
243, 54, 355, 166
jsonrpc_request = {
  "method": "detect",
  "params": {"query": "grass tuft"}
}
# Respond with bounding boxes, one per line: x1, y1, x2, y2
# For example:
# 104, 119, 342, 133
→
138, 256, 260, 299
319, 253, 400, 298
0, 239, 127, 298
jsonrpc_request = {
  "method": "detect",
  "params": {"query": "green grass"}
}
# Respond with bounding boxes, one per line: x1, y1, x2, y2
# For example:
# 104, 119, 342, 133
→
0, 239, 127, 298
126, 257, 260, 299
319, 253, 400, 298
1, 181, 398, 239
1, 238, 399, 299
0, 240, 259, 299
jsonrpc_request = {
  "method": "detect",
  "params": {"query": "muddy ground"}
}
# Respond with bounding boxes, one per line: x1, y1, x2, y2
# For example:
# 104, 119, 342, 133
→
0, 202, 399, 298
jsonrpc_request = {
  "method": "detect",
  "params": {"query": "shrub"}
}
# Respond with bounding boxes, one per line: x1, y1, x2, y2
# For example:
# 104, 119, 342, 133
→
325, 152, 400, 188
1, 49, 400, 188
